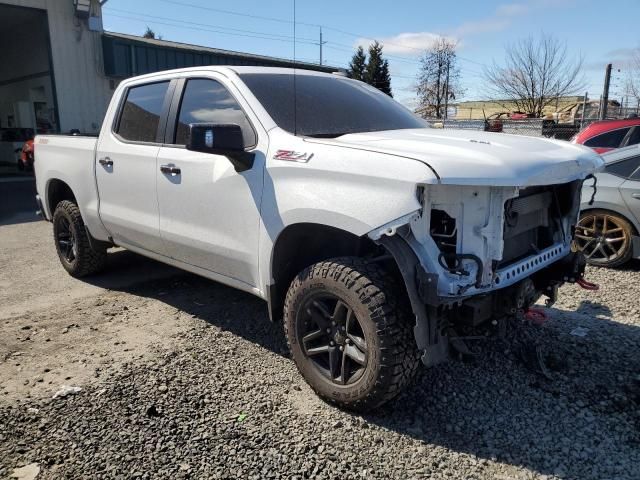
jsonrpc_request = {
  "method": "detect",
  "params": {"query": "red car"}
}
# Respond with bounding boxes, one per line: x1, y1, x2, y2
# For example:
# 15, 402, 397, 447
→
571, 117, 640, 154
18, 139, 35, 171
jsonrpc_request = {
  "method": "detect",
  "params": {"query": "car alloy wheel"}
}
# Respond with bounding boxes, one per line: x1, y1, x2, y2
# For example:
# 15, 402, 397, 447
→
575, 213, 630, 266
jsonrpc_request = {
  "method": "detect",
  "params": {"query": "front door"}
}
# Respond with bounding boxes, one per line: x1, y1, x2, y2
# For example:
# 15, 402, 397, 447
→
156, 77, 265, 287
96, 80, 173, 253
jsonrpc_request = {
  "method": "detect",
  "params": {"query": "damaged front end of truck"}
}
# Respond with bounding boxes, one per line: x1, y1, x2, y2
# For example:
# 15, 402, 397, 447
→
369, 179, 595, 367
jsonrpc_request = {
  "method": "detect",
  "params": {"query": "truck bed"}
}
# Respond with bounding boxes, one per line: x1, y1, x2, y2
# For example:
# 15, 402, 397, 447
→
34, 134, 104, 238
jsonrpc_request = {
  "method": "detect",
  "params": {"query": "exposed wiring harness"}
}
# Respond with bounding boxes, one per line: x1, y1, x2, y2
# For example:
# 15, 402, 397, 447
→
438, 253, 484, 288
585, 174, 597, 206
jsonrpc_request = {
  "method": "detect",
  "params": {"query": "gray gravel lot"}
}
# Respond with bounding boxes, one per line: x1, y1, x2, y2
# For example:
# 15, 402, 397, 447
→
1, 219, 639, 479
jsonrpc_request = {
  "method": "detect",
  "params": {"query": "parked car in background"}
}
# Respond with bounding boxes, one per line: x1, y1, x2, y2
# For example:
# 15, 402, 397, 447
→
0, 128, 34, 170
542, 100, 619, 140
571, 118, 640, 154
577, 145, 640, 267
484, 112, 509, 132
483, 111, 535, 133
18, 139, 35, 171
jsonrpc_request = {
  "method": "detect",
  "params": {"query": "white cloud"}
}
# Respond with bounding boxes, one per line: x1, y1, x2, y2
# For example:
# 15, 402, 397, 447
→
355, 32, 454, 56
453, 2, 529, 37
353, 2, 539, 56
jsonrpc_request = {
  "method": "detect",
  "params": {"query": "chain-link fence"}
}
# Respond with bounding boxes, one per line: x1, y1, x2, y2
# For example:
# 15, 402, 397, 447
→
426, 116, 633, 140
427, 119, 547, 137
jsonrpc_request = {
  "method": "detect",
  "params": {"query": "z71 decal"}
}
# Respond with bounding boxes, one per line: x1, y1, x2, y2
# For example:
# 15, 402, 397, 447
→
273, 150, 313, 163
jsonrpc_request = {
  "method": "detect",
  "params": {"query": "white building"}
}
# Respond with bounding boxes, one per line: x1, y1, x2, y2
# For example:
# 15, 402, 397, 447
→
0, 0, 337, 138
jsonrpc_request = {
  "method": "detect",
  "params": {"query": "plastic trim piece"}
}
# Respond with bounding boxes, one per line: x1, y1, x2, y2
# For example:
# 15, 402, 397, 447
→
376, 234, 448, 367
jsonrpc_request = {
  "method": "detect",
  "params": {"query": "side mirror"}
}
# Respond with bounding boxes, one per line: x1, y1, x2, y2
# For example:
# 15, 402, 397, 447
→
186, 123, 255, 172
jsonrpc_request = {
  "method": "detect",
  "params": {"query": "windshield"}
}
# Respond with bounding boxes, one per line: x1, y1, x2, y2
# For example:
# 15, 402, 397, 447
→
238, 73, 427, 137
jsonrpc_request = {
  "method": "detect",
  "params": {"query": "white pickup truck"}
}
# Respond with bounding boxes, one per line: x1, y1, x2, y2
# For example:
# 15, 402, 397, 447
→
34, 66, 603, 411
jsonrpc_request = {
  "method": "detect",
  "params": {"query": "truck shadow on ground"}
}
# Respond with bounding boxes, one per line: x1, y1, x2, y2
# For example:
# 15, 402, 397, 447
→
88, 250, 640, 479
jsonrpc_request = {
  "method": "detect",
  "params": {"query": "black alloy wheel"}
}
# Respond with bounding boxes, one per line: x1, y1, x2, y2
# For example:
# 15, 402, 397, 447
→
55, 215, 77, 265
298, 294, 369, 386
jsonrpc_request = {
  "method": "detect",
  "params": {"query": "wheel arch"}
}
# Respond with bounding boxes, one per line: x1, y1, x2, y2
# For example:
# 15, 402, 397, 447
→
267, 222, 378, 322
46, 178, 77, 216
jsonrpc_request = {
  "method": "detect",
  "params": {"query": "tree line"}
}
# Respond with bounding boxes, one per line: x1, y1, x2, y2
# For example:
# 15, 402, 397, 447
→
348, 33, 589, 119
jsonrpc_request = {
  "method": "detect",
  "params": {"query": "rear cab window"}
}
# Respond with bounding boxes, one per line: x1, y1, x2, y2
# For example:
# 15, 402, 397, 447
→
115, 81, 170, 143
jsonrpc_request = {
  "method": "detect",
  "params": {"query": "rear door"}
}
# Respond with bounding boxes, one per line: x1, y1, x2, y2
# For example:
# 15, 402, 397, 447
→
155, 75, 265, 287
95, 80, 174, 253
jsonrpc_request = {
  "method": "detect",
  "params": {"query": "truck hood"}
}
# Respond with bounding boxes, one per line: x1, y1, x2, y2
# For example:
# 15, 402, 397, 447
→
307, 128, 603, 186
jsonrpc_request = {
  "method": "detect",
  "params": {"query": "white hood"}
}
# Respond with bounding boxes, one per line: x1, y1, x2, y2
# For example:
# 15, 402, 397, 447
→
309, 128, 604, 187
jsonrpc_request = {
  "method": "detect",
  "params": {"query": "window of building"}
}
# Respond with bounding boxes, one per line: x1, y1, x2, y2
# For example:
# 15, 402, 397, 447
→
116, 81, 170, 143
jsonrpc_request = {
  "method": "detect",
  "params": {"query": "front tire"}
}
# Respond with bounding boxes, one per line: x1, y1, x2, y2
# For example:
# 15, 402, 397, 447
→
52, 200, 107, 277
283, 257, 420, 411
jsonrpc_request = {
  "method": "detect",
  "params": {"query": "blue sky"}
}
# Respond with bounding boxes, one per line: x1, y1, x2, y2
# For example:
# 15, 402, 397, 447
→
102, 0, 640, 108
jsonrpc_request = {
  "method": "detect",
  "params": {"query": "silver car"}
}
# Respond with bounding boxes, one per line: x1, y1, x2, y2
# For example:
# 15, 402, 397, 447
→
577, 145, 640, 267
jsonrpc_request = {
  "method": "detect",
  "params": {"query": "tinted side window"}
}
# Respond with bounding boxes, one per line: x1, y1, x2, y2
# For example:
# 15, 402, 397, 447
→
625, 127, 640, 147
174, 79, 255, 146
116, 81, 169, 143
584, 127, 630, 148
605, 156, 640, 179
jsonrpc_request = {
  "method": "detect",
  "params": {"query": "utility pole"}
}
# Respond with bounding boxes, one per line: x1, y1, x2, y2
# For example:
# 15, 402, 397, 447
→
580, 91, 588, 130
319, 27, 327, 65
600, 63, 612, 120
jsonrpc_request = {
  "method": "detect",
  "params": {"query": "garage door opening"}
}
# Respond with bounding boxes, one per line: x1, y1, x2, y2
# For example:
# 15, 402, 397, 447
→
0, 4, 58, 175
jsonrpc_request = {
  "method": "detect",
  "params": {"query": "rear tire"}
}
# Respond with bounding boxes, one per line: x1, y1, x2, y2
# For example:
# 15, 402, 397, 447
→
52, 200, 107, 277
283, 257, 420, 411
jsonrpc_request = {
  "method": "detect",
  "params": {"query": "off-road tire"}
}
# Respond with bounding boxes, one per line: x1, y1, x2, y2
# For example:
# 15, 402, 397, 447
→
283, 257, 420, 411
52, 200, 107, 277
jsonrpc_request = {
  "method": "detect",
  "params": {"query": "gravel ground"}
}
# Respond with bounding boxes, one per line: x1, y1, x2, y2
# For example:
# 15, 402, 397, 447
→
1, 220, 639, 480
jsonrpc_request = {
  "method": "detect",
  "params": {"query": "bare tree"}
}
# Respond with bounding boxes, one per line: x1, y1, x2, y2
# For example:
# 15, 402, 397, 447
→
416, 38, 464, 119
483, 34, 584, 117
624, 48, 640, 107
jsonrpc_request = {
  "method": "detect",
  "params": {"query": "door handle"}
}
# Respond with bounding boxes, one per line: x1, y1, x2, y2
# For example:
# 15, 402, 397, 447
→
160, 164, 181, 175
632, 193, 640, 199
98, 157, 113, 167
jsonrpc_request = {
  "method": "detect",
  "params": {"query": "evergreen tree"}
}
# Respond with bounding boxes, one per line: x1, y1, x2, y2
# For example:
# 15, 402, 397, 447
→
143, 26, 156, 39
364, 42, 393, 97
378, 59, 392, 97
348, 46, 367, 81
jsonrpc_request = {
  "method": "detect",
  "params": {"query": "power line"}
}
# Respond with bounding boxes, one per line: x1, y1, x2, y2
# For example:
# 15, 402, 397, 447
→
156, 0, 320, 27
151, 0, 491, 69
105, 7, 319, 43
105, 13, 320, 46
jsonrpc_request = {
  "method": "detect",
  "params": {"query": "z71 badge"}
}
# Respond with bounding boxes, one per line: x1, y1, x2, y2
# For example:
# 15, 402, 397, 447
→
273, 150, 313, 162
